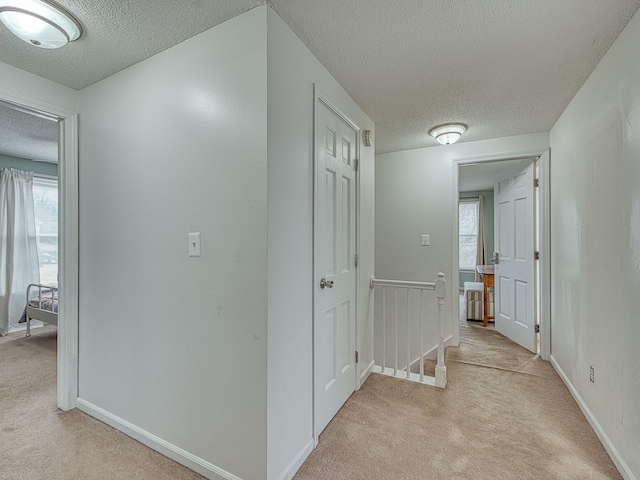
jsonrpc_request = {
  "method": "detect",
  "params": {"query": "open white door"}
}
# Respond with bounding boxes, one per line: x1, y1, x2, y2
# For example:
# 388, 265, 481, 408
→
314, 95, 358, 436
494, 160, 537, 353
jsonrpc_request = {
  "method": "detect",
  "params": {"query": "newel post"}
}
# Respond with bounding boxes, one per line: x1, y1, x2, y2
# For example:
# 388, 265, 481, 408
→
435, 272, 447, 388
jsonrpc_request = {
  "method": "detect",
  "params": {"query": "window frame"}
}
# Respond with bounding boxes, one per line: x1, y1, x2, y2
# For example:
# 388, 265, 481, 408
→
32, 175, 59, 285
458, 198, 479, 272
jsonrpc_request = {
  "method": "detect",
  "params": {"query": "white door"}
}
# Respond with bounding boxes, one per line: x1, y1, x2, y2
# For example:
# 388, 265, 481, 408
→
494, 160, 537, 353
314, 96, 357, 436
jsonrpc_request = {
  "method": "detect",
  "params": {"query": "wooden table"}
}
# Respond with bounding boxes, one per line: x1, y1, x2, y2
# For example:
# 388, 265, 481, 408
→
476, 265, 494, 327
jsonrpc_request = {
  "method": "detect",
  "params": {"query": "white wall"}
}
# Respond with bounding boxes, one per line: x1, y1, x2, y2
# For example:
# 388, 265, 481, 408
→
550, 8, 640, 479
376, 133, 549, 353
266, 9, 375, 479
0, 61, 78, 112
78, 9, 268, 480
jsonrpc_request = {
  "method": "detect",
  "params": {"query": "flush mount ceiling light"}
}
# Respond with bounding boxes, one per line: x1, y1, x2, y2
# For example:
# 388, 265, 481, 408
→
429, 123, 467, 145
0, 0, 82, 49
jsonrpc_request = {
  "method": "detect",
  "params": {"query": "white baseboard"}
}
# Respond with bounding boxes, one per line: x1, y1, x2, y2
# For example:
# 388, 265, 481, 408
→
550, 356, 637, 480
274, 438, 314, 480
360, 359, 375, 386
76, 398, 242, 480
410, 335, 454, 372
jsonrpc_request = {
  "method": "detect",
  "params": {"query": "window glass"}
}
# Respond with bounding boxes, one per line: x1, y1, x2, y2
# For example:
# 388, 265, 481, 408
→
33, 178, 58, 285
459, 201, 478, 270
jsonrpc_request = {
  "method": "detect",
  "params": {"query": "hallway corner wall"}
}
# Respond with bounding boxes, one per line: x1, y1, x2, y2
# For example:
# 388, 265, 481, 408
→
549, 7, 640, 479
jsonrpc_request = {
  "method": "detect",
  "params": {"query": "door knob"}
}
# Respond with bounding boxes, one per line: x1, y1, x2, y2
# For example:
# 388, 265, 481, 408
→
492, 252, 500, 264
320, 278, 334, 289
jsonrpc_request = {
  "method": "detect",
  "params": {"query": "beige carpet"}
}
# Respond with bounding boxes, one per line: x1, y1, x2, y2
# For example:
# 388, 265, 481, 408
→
1, 318, 623, 480
0, 326, 204, 480
295, 317, 622, 479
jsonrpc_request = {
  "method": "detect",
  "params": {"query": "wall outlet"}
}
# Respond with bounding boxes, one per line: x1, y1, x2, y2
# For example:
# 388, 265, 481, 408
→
589, 365, 595, 383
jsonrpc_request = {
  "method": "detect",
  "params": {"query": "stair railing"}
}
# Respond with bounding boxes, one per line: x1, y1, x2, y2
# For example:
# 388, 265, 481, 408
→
369, 273, 447, 388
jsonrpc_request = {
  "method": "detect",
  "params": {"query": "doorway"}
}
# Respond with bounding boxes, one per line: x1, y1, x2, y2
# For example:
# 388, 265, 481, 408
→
453, 151, 550, 359
0, 92, 79, 411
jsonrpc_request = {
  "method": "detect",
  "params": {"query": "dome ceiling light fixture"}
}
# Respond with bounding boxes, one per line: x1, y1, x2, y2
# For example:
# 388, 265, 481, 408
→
429, 123, 467, 145
0, 0, 82, 49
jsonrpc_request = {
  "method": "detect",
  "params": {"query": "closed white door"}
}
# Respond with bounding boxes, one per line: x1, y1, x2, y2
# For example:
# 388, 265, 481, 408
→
314, 96, 357, 436
494, 160, 537, 352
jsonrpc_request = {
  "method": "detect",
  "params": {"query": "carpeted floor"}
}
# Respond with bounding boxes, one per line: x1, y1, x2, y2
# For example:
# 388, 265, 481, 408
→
294, 301, 622, 480
0, 326, 204, 480
1, 311, 623, 480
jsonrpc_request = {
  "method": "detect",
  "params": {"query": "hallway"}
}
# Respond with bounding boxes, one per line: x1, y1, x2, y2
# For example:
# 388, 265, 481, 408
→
294, 308, 621, 479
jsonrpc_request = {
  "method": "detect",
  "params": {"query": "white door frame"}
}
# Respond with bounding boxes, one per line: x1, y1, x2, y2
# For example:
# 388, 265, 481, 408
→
452, 149, 551, 360
0, 90, 79, 410
313, 87, 360, 442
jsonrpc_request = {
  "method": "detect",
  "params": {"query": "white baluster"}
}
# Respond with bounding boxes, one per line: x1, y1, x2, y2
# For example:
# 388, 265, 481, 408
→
419, 289, 424, 383
382, 287, 386, 374
394, 287, 398, 376
406, 289, 410, 379
435, 272, 447, 388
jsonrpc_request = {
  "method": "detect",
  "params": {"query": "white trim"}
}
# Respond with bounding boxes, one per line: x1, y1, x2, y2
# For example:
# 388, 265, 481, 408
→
451, 164, 461, 347
360, 359, 375, 385
57, 112, 79, 411
76, 398, 242, 480
549, 357, 637, 480
0, 91, 74, 119
538, 150, 551, 360
274, 439, 314, 480
32, 175, 59, 184
454, 150, 545, 165
0, 89, 79, 412
410, 335, 455, 368
312, 86, 318, 445
452, 149, 549, 356
356, 139, 362, 392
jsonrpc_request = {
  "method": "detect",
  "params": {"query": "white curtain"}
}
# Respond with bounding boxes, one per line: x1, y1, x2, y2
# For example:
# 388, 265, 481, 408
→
475, 195, 487, 282
0, 168, 40, 335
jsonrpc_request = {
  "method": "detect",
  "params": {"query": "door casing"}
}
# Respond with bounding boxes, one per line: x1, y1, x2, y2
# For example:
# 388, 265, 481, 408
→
452, 150, 551, 360
0, 91, 79, 410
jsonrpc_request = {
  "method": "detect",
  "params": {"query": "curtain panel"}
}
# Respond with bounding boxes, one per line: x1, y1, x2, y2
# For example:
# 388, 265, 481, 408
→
475, 195, 487, 282
0, 168, 40, 335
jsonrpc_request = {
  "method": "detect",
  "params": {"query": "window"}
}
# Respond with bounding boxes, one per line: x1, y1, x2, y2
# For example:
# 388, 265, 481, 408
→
33, 177, 58, 285
459, 200, 478, 271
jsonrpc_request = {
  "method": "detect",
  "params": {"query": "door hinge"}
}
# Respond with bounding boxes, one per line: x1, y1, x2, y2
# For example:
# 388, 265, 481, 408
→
354, 158, 359, 172
534, 178, 539, 187
355, 253, 359, 267
534, 251, 540, 260
355, 351, 359, 363
535, 324, 540, 333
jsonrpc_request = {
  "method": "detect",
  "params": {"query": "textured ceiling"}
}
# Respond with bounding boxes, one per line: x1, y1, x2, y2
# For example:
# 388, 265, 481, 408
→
0, 0, 260, 91
459, 158, 532, 192
0, 103, 58, 163
0, 0, 639, 155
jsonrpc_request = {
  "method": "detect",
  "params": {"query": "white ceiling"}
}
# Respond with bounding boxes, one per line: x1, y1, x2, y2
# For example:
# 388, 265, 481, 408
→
1, 0, 639, 157
0, 103, 58, 163
459, 158, 533, 192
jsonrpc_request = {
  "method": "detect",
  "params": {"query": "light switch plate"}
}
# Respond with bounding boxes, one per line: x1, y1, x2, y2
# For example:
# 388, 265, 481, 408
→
421, 234, 430, 246
189, 232, 201, 257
